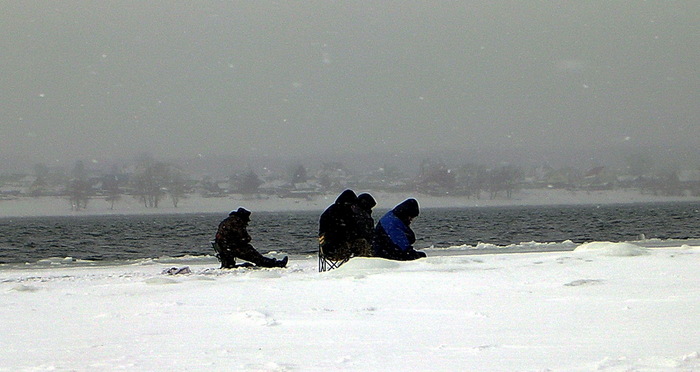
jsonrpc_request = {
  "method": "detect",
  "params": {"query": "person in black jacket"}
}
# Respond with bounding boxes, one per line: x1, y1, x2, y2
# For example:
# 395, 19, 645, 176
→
351, 192, 376, 257
214, 207, 288, 268
372, 198, 426, 261
319, 190, 359, 260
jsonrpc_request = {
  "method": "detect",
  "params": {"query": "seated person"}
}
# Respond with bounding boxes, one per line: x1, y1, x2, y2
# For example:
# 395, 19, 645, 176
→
351, 192, 377, 257
319, 189, 358, 260
372, 198, 427, 261
214, 207, 288, 268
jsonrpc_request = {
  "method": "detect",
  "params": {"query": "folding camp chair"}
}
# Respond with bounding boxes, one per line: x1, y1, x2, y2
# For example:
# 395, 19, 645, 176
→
318, 242, 351, 272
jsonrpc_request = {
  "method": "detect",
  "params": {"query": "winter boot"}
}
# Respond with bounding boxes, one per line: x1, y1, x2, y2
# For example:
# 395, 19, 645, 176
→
276, 256, 288, 268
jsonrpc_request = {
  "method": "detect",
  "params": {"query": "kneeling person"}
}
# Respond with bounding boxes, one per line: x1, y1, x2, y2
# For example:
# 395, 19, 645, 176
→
215, 207, 288, 268
372, 198, 426, 261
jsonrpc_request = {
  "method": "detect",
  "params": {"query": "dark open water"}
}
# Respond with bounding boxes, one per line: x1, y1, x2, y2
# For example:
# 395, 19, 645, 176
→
1, 202, 699, 267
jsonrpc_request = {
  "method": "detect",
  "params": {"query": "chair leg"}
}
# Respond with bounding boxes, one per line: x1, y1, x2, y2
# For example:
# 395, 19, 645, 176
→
319, 244, 324, 272
318, 243, 352, 272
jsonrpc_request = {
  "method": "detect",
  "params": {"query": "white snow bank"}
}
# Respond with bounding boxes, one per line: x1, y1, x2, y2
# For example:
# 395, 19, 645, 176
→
2, 245, 699, 371
574, 241, 649, 256
326, 257, 403, 278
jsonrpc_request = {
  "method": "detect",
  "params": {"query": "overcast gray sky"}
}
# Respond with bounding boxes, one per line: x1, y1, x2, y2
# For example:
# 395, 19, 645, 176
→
1, 1, 698, 169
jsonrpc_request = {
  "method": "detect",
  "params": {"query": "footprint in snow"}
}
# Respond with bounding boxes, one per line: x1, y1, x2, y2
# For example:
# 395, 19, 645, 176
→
232, 310, 279, 326
564, 279, 604, 287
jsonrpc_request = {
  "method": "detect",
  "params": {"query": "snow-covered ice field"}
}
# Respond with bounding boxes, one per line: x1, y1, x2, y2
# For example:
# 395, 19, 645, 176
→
2, 242, 698, 371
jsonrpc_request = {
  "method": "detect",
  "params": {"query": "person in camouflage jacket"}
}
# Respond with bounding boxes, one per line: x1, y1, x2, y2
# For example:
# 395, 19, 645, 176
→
214, 207, 288, 268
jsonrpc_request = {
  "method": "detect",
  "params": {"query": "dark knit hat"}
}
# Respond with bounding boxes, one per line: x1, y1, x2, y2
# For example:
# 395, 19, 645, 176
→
229, 207, 251, 222
357, 193, 376, 210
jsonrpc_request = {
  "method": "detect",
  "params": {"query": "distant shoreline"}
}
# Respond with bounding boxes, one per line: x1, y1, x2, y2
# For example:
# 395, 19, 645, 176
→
1, 189, 698, 218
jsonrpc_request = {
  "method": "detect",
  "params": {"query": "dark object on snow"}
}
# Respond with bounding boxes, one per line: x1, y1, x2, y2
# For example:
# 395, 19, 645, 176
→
372, 198, 426, 261
162, 266, 192, 275
214, 208, 287, 268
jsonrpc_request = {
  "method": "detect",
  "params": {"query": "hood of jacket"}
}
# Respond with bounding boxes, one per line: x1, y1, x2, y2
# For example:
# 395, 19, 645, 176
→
392, 198, 419, 220
335, 189, 358, 205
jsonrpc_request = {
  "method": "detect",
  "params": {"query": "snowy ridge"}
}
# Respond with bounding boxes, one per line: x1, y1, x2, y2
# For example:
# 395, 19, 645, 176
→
436, 239, 579, 253
5, 238, 700, 270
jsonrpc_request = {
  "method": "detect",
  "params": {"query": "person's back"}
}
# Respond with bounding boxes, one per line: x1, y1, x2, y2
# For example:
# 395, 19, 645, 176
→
216, 212, 251, 248
351, 193, 376, 256
372, 198, 426, 261
319, 190, 358, 260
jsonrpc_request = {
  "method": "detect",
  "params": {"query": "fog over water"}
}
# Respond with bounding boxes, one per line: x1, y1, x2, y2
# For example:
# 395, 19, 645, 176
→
1, 2, 698, 171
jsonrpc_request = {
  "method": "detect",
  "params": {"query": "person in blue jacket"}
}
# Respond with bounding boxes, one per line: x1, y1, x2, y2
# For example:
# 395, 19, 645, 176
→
372, 198, 427, 260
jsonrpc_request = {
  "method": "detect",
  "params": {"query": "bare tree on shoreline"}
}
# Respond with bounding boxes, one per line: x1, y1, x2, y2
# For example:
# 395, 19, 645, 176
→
66, 160, 91, 210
